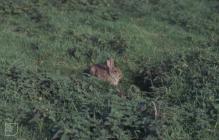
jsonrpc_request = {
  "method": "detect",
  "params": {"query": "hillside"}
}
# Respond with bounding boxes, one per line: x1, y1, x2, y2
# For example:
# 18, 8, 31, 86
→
0, 0, 219, 139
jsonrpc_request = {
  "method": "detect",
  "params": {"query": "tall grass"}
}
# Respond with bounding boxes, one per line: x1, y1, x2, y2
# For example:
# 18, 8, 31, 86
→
0, 0, 218, 139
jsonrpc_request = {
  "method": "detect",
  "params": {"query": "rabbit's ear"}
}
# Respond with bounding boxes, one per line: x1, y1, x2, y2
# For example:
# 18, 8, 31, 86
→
106, 58, 114, 70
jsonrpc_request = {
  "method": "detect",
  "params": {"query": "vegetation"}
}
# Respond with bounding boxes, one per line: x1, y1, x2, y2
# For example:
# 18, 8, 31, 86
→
0, 0, 218, 139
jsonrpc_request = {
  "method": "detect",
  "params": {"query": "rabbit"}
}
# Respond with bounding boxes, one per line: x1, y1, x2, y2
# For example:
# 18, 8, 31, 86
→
89, 58, 123, 86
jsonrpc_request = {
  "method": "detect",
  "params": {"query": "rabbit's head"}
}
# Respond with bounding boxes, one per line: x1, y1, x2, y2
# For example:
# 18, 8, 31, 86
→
106, 58, 123, 85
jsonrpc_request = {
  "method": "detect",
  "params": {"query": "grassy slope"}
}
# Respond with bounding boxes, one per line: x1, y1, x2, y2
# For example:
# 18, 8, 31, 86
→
0, 0, 219, 139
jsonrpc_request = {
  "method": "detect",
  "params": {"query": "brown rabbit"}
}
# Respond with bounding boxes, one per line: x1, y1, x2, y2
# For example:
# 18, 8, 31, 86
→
89, 58, 123, 86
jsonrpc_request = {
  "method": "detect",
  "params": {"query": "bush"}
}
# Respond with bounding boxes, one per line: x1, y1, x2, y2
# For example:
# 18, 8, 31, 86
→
135, 50, 219, 139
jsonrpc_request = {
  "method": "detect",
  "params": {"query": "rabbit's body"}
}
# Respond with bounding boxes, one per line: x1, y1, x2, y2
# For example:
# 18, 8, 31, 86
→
89, 58, 122, 86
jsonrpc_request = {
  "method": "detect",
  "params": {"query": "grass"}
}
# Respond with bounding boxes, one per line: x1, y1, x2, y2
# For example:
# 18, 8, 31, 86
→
0, 0, 219, 139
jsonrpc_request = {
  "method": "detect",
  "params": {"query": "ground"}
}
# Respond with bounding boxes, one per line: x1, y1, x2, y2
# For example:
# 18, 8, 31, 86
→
0, 0, 219, 140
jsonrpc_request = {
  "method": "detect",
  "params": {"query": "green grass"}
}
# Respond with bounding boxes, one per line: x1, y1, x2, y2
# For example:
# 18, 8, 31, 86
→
0, 0, 219, 139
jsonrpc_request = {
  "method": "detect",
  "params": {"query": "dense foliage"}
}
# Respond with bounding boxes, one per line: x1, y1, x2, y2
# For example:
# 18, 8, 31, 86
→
0, 0, 218, 139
